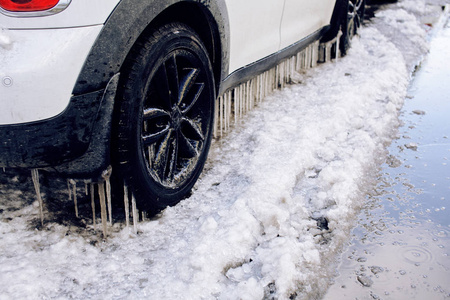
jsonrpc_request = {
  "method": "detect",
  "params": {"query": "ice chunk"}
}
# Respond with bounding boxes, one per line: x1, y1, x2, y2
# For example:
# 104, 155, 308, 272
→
31, 169, 44, 226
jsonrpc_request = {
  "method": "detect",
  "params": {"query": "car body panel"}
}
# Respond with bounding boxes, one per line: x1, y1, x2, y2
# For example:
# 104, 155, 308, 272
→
280, 0, 335, 49
225, 0, 284, 73
0, 26, 103, 124
0, 0, 120, 29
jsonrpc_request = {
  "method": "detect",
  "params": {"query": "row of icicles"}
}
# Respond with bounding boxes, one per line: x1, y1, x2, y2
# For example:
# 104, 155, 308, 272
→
214, 33, 341, 137
31, 167, 141, 238
29, 33, 342, 238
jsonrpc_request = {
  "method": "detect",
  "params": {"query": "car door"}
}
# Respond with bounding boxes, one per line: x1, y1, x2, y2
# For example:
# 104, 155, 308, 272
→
280, 0, 336, 50
225, 0, 284, 74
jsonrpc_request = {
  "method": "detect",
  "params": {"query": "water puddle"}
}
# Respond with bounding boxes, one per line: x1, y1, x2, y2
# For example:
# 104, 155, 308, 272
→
323, 15, 450, 300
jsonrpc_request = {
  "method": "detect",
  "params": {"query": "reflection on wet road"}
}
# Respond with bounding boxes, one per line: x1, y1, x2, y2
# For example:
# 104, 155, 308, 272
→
323, 14, 450, 300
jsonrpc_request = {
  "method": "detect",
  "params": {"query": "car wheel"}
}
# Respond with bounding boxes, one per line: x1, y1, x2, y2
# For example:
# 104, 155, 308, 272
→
114, 23, 215, 213
340, 0, 365, 55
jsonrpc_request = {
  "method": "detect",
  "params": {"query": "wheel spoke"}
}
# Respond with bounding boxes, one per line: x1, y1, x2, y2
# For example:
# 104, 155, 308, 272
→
153, 129, 174, 182
165, 55, 180, 107
348, 1, 355, 17
167, 132, 179, 181
181, 117, 205, 141
153, 65, 171, 110
152, 55, 179, 109
356, 0, 363, 28
143, 108, 169, 120
142, 126, 170, 146
355, 14, 361, 29
178, 68, 200, 106
179, 133, 199, 158
181, 83, 205, 114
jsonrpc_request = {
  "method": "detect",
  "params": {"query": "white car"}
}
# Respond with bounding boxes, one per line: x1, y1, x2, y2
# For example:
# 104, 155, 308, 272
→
0, 0, 364, 213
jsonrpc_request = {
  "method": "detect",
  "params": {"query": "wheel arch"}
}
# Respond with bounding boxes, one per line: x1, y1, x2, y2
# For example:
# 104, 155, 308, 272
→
72, 0, 229, 97
142, 2, 228, 95
59, 0, 229, 180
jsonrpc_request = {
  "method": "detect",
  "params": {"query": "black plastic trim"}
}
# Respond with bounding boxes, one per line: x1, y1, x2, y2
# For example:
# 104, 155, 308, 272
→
0, 89, 104, 169
72, 0, 230, 96
50, 74, 119, 179
219, 26, 330, 95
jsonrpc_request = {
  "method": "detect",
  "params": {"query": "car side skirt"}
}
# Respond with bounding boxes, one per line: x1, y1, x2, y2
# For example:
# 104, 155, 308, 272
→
219, 26, 330, 95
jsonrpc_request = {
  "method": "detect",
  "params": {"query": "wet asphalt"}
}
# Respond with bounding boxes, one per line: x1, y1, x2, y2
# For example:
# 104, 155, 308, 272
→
323, 12, 450, 300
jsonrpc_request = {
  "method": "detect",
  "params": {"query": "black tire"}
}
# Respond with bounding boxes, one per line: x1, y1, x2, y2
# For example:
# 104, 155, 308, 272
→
340, 0, 365, 55
113, 23, 215, 213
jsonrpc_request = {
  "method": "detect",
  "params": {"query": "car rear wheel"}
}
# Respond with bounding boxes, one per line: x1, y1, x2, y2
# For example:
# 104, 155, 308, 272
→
114, 23, 215, 213
340, 0, 365, 55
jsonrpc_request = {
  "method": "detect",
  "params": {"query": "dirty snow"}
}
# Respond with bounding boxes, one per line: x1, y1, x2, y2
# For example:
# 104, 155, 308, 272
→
0, 0, 444, 299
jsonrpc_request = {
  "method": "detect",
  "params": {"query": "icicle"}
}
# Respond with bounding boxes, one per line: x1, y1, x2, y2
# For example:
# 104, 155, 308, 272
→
98, 182, 108, 237
242, 83, 247, 114
213, 96, 219, 138
326, 43, 332, 62
259, 73, 263, 100
312, 42, 318, 68
219, 95, 224, 137
234, 87, 239, 123
124, 184, 130, 232
241, 83, 245, 116
336, 30, 342, 61
255, 75, 260, 103
131, 193, 138, 234
101, 167, 113, 226
275, 65, 280, 89
247, 81, 251, 111
31, 169, 44, 226
225, 92, 228, 132
238, 85, 243, 117
224, 91, 230, 133
67, 179, 71, 202
106, 178, 112, 225
250, 79, 254, 108
90, 183, 96, 231
242, 83, 246, 114
228, 91, 232, 129
291, 55, 295, 78
264, 71, 268, 98
271, 68, 276, 91
213, 37, 332, 140
69, 179, 78, 218
307, 46, 312, 69
225, 92, 228, 133
247, 81, 251, 112
236, 86, 242, 119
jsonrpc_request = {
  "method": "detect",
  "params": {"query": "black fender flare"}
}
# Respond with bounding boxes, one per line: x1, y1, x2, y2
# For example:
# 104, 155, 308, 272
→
72, 0, 230, 96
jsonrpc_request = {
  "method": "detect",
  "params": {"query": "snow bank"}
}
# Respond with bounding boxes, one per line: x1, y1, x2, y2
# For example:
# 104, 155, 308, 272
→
0, 1, 435, 299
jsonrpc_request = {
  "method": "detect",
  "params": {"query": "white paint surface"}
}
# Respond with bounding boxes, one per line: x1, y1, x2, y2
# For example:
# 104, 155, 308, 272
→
0, 26, 102, 124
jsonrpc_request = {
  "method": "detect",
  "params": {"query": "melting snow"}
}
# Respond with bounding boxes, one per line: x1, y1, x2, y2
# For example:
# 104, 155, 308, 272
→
0, 0, 443, 299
